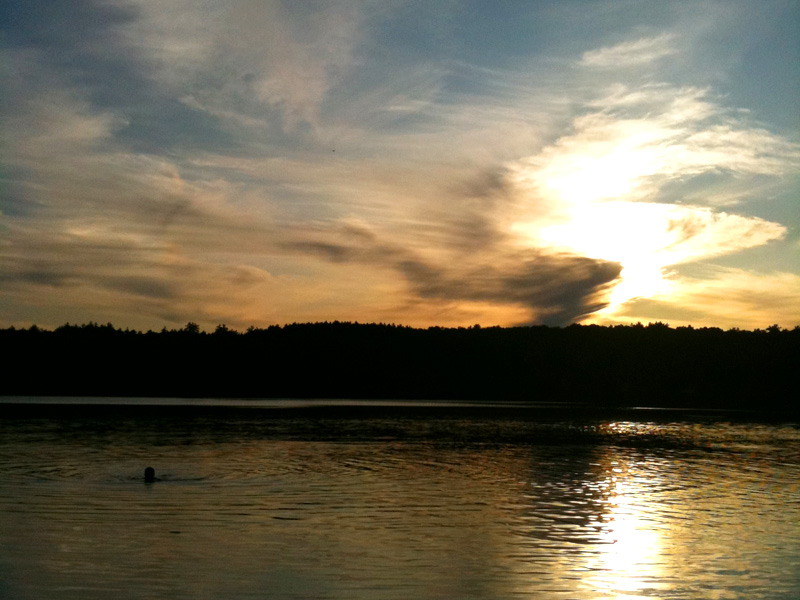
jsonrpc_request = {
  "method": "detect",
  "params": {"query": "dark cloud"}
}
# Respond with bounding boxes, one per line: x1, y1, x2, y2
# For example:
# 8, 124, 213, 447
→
287, 241, 357, 263
101, 276, 174, 300
0, 233, 163, 290
286, 224, 622, 326
0, 221, 279, 329
400, 253, 621, 326
429, 168, 513, 252
7, 269, 69, 288
450, 168, 507, 200
0, 168, 46, 217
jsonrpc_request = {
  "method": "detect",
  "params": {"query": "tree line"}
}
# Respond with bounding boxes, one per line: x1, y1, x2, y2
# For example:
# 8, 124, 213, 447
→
1, 321, 797, 411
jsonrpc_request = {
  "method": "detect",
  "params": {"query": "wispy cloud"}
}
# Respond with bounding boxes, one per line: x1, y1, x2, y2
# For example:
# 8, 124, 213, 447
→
116, 0, 366, 130
510, 86, 799, 209
580, 34, 677, 68
1, 3, 797, 330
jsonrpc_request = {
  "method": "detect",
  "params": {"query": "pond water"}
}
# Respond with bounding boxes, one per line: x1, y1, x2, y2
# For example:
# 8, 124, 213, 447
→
1, 398, 799, 599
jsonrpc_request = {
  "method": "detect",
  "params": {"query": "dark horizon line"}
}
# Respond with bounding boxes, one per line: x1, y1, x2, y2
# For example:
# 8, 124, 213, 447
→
3, 317, 798, 410
4, 319, 799, 336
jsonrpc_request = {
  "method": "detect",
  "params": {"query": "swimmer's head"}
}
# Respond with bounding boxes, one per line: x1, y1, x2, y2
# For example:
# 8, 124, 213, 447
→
144, 466, 156, 482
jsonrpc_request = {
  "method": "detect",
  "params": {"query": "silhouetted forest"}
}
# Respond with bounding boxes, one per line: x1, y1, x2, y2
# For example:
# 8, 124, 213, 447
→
1, 321, 798, 411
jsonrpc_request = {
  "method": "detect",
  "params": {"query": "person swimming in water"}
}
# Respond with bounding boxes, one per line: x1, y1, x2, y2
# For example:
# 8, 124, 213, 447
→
144, 466, 156, 482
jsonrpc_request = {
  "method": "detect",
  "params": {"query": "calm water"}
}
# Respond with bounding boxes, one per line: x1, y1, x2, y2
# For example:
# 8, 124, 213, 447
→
1, 398, 799, 599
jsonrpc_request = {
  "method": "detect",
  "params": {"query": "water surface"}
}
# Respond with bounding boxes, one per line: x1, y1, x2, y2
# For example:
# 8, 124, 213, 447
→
1, 398, 798, 599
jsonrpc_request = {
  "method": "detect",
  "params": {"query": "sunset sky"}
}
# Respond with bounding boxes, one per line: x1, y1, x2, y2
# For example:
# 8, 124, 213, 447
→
2, 1, 798, 331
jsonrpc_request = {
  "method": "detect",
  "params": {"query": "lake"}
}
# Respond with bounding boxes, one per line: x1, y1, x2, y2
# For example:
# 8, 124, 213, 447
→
1, 398, 799, 599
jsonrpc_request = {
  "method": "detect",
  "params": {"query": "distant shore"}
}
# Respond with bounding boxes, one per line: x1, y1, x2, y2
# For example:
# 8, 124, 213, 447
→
2, 321, 797, 412
3, 396, 795, 422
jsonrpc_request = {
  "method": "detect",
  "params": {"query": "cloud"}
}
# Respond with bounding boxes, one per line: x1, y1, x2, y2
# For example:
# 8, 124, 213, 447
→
500, 83, 797, 312
130, 70, 795, 329
0, 215, 301, 331
116, 0, 366, 130
613, 268, 800, 329
1, 48, 274, 238
509, 86, 799, 209
1, 3, 797, 331
0, 47, 292, 330
580, 34, 677, 68
285, 222, 622, 326
402, 253, 622, 326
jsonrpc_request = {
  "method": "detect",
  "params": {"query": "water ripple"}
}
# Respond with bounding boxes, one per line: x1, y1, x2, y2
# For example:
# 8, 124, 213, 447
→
1, 405, 799, 599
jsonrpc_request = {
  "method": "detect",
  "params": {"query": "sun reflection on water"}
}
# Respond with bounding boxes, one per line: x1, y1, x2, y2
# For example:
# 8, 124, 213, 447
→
579, 426, 668, 597
592, 477, 664, 597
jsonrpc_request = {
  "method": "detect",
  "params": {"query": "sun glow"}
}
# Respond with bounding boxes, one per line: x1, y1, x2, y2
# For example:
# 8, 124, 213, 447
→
506, 121, 685, 313
512, 200, 684, 310
511, 177, 785, 321
501, 87, 793, 324
535, 145, 665, 207
541, 201, 686, 305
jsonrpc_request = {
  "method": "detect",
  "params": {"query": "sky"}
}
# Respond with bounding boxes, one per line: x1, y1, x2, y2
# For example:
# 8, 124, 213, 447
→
1, 0, 799, 331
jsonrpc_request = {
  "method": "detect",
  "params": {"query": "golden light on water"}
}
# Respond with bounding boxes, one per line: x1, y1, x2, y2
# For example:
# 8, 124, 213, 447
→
592, 475, 664, 596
